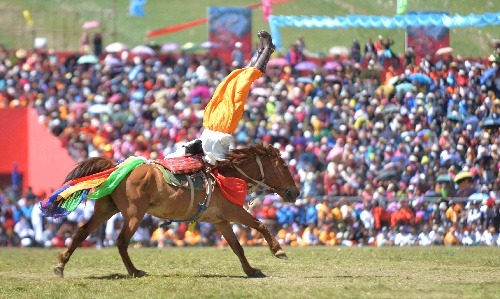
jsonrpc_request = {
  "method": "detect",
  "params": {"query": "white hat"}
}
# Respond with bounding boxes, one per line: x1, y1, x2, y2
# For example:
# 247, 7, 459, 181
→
235, 42, 242, 48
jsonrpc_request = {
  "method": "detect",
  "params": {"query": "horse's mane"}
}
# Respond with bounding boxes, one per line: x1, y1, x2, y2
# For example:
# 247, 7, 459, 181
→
64, 157, 115, 183
217, 143, 281, 168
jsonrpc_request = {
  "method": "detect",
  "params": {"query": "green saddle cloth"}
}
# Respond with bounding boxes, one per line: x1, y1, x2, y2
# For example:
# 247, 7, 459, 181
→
154, 164, 206, 190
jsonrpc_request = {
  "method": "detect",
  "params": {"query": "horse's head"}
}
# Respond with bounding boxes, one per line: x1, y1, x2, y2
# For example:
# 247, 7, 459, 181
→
223, 144, 300, 203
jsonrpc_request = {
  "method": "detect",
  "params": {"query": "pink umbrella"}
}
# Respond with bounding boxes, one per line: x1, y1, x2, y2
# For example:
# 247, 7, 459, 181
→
82, 20, 100, 29
190, 86, 211, 101
108, 94, 124, 104
323, 61, 341, 70
250, 87, 270, 97
325, 74, 341, 82
326, 146, 343, 162
131, 45, 155, 56
69, 102, 88, 115
268, 57, 289, 67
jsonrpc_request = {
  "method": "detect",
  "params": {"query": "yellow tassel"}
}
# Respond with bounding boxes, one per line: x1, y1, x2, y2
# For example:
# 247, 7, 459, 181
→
188, 221, 196, 232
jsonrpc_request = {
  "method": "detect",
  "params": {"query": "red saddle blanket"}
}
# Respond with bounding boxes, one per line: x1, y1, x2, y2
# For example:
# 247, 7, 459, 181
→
155, 154, 205, 174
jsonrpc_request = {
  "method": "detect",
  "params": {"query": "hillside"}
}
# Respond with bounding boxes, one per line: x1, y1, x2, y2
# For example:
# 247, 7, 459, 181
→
0, 0, 498, 57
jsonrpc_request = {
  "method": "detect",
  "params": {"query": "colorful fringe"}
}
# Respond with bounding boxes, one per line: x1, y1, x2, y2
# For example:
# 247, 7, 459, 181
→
40, 157, 146, 217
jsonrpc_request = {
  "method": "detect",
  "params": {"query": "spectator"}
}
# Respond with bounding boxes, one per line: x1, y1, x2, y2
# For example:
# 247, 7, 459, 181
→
231, 42, 244, 68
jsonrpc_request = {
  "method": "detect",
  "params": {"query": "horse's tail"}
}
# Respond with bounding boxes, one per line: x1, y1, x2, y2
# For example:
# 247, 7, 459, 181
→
41, 157, 117, 217
63, 157, 115, 183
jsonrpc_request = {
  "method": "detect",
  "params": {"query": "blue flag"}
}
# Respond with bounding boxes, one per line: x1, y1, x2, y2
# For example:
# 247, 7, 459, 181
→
130, 0, 146, 17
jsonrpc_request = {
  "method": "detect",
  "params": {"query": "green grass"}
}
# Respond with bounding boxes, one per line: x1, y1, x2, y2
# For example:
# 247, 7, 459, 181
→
1, 246, 500, 298
0, 0, 499, 57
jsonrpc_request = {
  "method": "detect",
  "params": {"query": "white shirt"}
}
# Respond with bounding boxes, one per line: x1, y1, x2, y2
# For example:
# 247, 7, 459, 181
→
359, 210, 374, 229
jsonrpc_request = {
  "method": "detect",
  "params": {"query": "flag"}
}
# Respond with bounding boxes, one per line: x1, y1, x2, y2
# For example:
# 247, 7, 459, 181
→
11, 162, 20, 189
130, 0, 146, 17
23, 10, 33, 26
262, 0, 272, 22
396, 0, 407, 15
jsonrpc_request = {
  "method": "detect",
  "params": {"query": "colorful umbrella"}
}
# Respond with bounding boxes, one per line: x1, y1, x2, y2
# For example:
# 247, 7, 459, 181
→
480, 117, 500, 129
161, 42, 180, 52
436, 174, 453, 183
435, 47, 453, 56
326, 146, 343, 162
409, 73, 432, 85
480, 67, 497, 85
446, 111, 464, 123
297, 77, 313, 84
322, 61, 341, 70
294, 61, 318, 71
383, 104, 399, 114
325, 74, 341, 82
105, 42, 128, 53
131, 45, 155, 56
199, 41, 220, 49
181, 42, 198, 52
395, 82, 414, 94
267, 57, 289, 67
82, 20, 100, 29
250, 87, 270, 97
77, 54, 98, 64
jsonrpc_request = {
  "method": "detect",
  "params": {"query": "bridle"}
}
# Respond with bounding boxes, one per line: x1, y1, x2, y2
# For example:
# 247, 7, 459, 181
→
232, 154, 289, 196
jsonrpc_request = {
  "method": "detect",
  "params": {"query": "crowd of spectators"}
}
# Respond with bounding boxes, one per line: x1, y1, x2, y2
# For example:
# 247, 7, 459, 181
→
1, 33, 500, 248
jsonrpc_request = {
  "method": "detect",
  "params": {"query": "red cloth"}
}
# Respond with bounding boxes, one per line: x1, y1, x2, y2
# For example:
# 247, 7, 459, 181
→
213, 168, 247, 207
158, 155, 204, 174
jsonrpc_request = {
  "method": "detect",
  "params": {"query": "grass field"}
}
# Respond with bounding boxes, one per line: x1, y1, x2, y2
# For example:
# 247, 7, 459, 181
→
1, 246, 499, 298
0, 0, 499, 57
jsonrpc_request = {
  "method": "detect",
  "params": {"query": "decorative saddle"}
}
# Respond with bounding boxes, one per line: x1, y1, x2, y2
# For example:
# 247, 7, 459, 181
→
155, 154, 205, 174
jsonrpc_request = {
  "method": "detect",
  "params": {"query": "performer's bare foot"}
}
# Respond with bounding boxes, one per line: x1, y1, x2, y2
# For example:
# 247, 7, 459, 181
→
257, 30, 275, 52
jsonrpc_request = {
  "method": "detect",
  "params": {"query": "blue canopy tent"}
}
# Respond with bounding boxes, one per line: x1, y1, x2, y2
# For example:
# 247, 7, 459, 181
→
269, 12, 500, 51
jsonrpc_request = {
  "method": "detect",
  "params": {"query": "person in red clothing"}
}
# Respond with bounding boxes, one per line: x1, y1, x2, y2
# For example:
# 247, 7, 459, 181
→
372, 201, 391, 230
391, 200, 414, 227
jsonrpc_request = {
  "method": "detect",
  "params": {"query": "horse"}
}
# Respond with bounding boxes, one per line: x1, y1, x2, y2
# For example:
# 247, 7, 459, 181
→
50, 143, 300, 278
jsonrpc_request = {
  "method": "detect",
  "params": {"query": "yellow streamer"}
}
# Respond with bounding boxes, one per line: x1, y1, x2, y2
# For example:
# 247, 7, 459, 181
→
23, 10, 33, 26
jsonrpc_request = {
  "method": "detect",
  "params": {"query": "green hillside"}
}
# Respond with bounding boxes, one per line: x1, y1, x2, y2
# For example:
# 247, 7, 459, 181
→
0, 0, 498, 57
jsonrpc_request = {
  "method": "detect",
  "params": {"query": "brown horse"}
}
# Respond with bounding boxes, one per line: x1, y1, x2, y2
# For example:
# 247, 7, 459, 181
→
53, 143, 300, 278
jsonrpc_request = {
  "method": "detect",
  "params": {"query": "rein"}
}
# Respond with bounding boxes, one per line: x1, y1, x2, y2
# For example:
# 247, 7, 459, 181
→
233, 155, 287, 196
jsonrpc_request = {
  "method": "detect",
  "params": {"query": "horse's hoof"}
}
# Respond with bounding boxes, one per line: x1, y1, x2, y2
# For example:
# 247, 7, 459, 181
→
248, 269, 267, 278
53, 266, 64, 278
133, 270, 147, 278
275, 250, 288, 260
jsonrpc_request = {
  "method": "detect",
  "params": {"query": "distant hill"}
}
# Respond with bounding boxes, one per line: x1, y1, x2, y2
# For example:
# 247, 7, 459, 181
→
0, 0, 498, 58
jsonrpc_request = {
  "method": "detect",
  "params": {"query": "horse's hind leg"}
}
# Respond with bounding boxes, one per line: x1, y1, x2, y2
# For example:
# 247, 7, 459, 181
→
115, 205, 148, 277
214, 221, 266, 278
225, 206, 287, 260
54, 196, 118, 278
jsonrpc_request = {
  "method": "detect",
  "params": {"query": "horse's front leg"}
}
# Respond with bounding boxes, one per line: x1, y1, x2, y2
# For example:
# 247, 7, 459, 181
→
225, 206, 287, 260
213, 221, 266, 278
